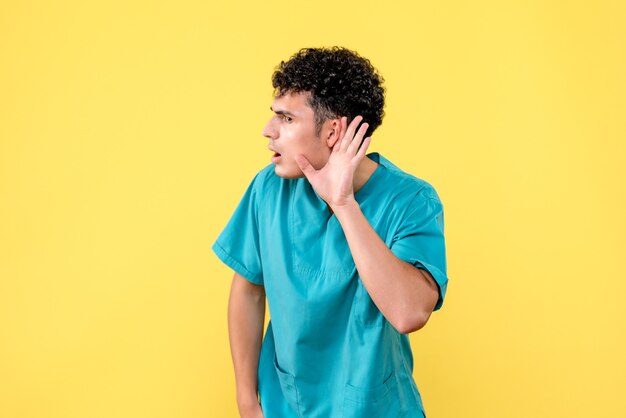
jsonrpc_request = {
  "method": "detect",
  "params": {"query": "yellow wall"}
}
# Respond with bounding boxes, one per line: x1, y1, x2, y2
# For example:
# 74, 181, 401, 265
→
1, 1, 624, 417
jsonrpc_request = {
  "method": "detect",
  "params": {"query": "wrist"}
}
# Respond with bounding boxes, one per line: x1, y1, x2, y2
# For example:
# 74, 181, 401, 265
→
237, 389, 259, 409
331, 198, 360, 219
237, 397, 262, 418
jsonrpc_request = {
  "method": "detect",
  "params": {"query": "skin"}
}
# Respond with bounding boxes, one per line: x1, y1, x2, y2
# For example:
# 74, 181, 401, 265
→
229, 273, 265, 418
230, 90, 439, 418
262, 91, 380, 206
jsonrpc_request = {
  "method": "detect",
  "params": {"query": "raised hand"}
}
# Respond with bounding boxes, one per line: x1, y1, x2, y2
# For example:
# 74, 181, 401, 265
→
294, 115, 372, 211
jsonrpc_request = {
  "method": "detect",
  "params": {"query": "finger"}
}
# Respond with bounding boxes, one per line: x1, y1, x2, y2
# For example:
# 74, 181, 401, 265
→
340, 115, 363, 151
337, 116, 346, 135
294, 154, 316, 179
347, 122, 369, 155
355, 136, 372, 160
333, 117, 347, 153
337, 116, 348, 151
332, 139, 340, 152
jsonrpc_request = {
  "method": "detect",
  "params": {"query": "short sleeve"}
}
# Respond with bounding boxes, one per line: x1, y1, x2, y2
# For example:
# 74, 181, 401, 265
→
390, 187, 449, 311
211, 171, 265, 285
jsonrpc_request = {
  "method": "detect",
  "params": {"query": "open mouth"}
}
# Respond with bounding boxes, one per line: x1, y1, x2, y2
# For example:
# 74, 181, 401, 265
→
271, 152, 282, 163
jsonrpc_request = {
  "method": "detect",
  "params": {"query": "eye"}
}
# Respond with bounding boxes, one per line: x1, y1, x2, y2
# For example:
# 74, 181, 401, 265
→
281, 115, 293, 123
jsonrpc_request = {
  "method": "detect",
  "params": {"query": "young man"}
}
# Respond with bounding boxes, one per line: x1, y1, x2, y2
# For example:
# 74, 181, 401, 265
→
212, 47, 449, 418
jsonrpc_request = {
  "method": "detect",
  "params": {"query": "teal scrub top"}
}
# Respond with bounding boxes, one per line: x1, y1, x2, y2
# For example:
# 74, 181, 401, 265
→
212, 152, 448, 418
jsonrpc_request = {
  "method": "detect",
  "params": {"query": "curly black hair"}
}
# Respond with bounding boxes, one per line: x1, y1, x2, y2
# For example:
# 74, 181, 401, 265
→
271, 47, 385, 139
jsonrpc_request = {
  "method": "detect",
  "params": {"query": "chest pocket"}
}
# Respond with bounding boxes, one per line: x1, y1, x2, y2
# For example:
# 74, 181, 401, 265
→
290, 188, 357, 278
291, 219, 357, 278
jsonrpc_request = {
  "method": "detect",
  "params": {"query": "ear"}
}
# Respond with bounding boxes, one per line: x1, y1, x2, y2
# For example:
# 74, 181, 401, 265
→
324, 118, 343, 148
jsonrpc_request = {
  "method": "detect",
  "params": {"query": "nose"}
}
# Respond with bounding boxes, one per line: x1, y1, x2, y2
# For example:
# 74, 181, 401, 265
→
262, 117, 278, 139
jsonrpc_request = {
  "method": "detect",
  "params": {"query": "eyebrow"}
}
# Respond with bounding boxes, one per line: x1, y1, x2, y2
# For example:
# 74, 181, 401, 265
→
270, 106, 296, 117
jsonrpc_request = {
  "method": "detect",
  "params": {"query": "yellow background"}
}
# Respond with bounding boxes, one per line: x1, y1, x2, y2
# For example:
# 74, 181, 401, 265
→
1, 1, 624, 417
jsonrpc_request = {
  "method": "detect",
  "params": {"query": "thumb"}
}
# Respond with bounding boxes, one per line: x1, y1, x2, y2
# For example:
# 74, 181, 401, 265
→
294, 154, 316, 179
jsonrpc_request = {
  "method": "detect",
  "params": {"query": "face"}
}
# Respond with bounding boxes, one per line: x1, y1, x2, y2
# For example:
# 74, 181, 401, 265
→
262, 91, 338, 179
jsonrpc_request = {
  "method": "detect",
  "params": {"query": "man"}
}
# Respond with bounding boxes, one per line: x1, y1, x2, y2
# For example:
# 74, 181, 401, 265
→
212, 47, 449, 418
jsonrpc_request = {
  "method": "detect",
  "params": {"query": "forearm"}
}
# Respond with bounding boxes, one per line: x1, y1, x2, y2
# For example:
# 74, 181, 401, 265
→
333, 200, 439, 333
228, 273, 266, 410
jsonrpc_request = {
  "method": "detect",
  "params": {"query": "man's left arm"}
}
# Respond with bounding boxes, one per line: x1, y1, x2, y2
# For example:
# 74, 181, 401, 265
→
334, 201, 439, 334
293, 115, 440, 334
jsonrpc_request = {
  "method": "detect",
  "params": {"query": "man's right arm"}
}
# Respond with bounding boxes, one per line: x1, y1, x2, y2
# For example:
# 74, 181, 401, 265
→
228, 272, 266, 418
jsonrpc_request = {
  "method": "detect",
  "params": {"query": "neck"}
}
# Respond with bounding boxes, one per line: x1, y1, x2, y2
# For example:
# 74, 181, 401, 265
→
353, 155, 378, 194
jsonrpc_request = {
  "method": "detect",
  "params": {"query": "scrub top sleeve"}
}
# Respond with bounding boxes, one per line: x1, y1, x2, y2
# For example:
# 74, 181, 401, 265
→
390, 187, 449, 311
211, 171, 264, 286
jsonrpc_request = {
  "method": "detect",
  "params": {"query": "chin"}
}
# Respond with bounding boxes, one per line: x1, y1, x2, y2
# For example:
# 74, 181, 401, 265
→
273, 164, 304, 180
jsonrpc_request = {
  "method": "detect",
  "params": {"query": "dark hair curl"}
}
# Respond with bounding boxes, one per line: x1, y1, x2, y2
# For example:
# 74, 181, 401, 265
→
271, 47, 385, 139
